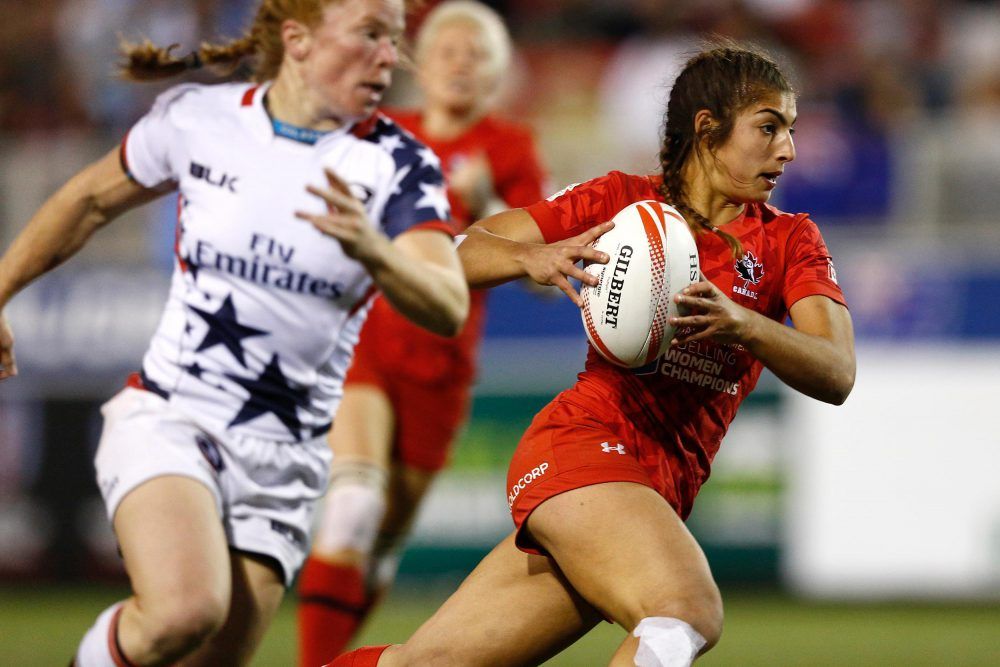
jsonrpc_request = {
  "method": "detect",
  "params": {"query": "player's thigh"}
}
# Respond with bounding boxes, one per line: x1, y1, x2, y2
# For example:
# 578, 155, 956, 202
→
328, 383, 396, 465
393, 375, 471, 473
181, 551, 285, 667
373, 378, 469, 539
526, 481, 721, 633
385, 533, 604, 667
114, 475, 231, 621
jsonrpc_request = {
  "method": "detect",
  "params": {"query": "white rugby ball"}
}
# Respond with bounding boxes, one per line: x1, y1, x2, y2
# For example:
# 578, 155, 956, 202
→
580, 200, 699, 368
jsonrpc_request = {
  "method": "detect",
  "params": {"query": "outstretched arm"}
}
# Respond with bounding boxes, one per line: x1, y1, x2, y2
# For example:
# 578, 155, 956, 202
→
458, 209, 613, 306
0, 148, 166, 379
671, 283, 855, 405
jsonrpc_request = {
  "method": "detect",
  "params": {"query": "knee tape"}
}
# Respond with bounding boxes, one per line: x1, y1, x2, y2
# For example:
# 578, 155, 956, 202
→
632, 617, 707, 667
313, 462, 388, 555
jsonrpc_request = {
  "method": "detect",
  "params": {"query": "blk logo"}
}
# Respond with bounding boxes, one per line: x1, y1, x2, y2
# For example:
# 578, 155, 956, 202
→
600, 442, 626, 455
190, 162, 238, 193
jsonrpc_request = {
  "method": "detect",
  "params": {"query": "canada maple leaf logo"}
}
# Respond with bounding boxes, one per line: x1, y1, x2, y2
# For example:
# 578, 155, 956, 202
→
735, 251, 764, 285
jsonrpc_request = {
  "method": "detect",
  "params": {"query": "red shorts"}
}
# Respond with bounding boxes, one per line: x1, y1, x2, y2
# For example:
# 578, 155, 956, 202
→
345, 321, 472, 473
506, 390, 688, 556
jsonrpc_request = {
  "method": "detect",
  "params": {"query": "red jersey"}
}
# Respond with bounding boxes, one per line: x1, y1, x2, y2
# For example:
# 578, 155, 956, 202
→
525, 171, 846, 512
351, 112, 546, 385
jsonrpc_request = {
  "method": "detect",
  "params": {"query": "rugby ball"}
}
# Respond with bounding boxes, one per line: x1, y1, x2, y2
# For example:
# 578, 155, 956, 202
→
580, 200, 699, 368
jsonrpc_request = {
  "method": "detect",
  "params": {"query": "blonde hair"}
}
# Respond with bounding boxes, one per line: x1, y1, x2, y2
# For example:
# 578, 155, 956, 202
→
120, 0, 424, 82
413, 0, 511, 78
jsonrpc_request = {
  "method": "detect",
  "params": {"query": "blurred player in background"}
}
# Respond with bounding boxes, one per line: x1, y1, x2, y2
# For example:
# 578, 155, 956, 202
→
332, 43, 855, 667
297, 2, 546, 664
0, 0, 469, 665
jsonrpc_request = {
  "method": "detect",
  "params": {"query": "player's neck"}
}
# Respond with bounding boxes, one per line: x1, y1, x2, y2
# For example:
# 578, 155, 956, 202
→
267, 75, 345, 133
681, 162, 745, 227
420, 104, 484, 141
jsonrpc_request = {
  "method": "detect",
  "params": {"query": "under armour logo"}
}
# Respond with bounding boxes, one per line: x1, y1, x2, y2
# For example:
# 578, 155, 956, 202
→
600, 442, 626, 455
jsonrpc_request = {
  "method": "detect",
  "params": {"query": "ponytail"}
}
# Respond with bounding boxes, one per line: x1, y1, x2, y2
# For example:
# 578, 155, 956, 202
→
119, 36, 257, 82
118, 0, 429, 84
659, 131, 743, 258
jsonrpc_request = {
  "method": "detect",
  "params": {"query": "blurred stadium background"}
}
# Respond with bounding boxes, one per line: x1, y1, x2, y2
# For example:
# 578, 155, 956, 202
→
1, 0, 999, 664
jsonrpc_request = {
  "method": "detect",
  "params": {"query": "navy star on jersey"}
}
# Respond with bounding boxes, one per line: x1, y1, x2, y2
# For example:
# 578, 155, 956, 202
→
188, 295, 268, 367
362, 116, 450, 237
225, 353, 310, 437
183, 361, 205, 380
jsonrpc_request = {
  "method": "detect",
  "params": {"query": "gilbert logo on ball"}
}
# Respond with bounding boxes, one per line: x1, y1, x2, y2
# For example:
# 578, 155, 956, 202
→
581, 200, 699, 368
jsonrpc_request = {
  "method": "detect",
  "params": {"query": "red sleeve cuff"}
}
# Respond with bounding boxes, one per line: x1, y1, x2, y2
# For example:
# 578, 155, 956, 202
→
785, 282, 848, 310
524, 201, 565, 244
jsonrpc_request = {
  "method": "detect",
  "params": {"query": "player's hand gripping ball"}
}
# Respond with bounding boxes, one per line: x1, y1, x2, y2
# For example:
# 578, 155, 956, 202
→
580, 201, 699, 368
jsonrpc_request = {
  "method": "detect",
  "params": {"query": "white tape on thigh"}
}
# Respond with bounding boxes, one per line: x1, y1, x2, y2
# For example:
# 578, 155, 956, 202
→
313, 465, 388, 554
632, 617, 707, 667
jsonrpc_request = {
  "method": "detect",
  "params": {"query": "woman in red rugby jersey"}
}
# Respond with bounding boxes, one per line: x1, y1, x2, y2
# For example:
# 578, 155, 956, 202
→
0, 1, 471, 665
332, 42, 855, 667
297, 3, 546, 665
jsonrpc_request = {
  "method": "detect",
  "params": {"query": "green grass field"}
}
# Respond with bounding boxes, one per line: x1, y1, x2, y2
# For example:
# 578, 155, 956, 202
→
2, 584, 998, 666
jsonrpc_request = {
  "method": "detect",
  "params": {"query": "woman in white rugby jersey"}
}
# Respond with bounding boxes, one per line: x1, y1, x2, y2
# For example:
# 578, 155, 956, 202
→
0, 0, 468, 665
297, 3, 547, 665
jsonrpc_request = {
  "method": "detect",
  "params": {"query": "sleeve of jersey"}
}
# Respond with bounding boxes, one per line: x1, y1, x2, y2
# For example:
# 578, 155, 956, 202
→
381, 158, 454, 239
783, 216, 848, 310
495, 129, 547, 209
525, 172, 628, 244
119, 86, 190, 188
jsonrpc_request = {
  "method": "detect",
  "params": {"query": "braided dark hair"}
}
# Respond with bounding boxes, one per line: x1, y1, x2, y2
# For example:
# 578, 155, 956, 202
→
658, 42, 793, 257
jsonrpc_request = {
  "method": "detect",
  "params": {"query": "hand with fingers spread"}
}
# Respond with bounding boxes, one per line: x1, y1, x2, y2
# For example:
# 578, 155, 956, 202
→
669, 278, 755, 346
295, 167, 390, 265
0, 311, 15, 380
519, 221, 614, 307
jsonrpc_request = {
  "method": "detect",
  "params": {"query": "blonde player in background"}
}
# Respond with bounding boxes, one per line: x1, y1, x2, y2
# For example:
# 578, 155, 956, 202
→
0, 0, 469, 665
297, 3, 546, 665
332, 42, 855, 667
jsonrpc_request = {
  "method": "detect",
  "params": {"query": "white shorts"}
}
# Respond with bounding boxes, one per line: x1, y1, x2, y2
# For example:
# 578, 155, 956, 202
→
94, 387, 332, 586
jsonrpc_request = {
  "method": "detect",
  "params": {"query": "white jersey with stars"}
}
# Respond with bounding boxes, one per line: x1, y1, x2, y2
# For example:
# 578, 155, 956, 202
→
121, 82, 451, 443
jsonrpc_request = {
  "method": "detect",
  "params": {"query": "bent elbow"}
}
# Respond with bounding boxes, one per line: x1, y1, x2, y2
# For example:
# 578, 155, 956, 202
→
824, 366, 856, 406
428, 313, 465, 338
825, 387, 850, 406
430, 290, 469, 338
442, 297, 470, 338
438, 319, 464, 338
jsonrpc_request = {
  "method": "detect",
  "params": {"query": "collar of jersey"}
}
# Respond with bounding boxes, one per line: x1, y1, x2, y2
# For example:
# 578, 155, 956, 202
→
270, 117, 331, 145
253, 82, 359, 146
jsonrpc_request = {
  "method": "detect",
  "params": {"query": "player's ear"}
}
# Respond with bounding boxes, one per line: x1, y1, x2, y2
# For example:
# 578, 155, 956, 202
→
692, 109, 717, 142
281, 18, 312, 61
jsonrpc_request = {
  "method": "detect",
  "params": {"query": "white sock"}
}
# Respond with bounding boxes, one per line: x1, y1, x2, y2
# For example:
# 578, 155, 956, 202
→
632, 617, 707, 667
75, 602, 134, 667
